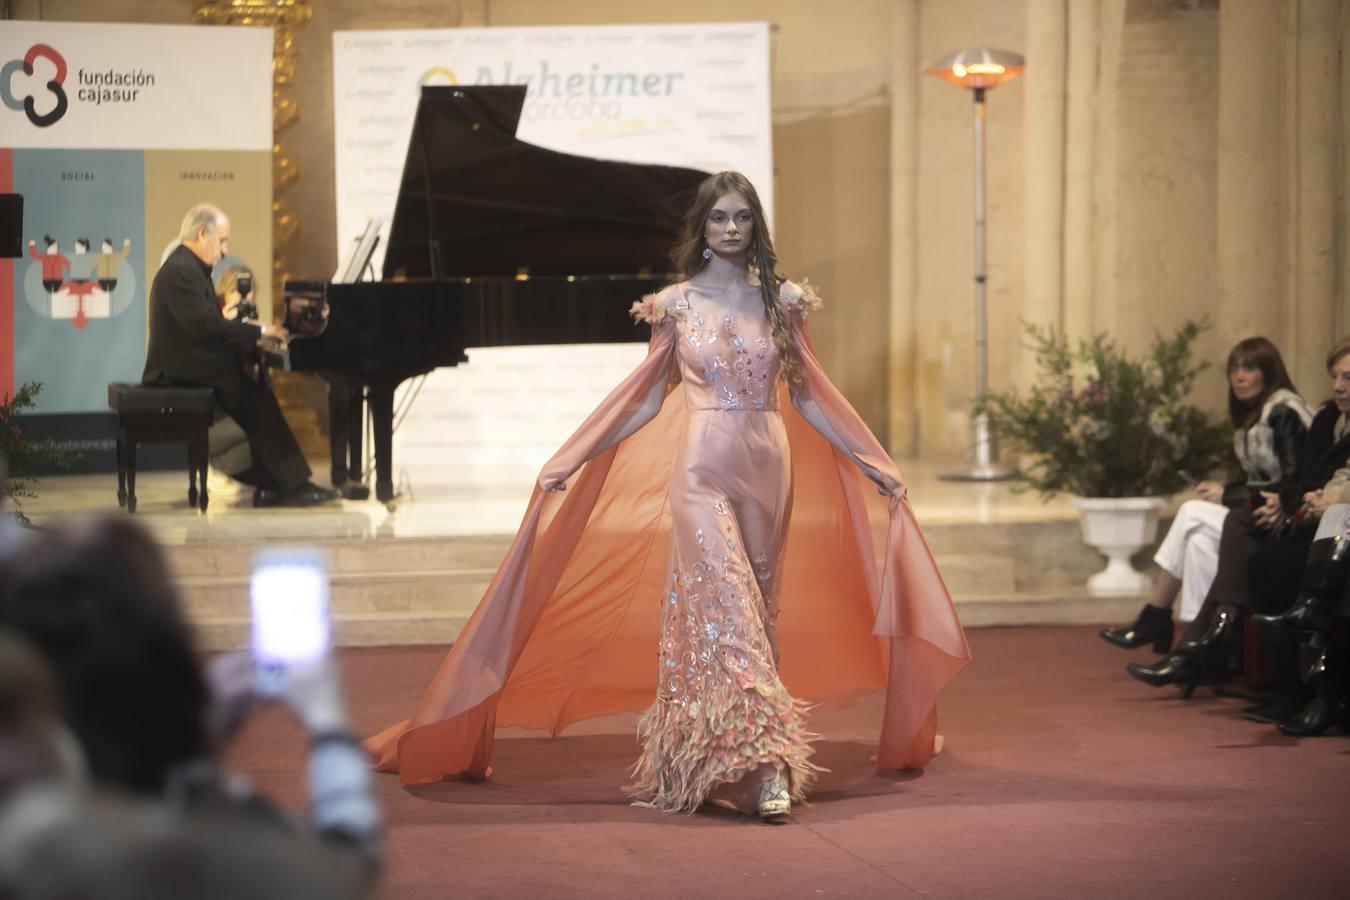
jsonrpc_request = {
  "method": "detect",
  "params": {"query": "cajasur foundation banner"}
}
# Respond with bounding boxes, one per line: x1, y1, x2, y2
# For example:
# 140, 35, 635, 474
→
0, 21, 271, 469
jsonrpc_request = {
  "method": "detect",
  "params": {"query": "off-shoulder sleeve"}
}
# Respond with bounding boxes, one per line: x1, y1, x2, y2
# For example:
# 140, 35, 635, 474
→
535, 301, 680, 487
629, 286, 681, 325
779, 278, 823, 316
786, 297, 900, 495
783, 290, 969, 771
366, 313, 684, 783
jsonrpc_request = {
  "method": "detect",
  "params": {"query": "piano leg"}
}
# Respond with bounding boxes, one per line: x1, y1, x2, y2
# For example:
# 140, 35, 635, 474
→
326, 375, 365, 485
348, 384, 365, 484
368, 383, 396, 503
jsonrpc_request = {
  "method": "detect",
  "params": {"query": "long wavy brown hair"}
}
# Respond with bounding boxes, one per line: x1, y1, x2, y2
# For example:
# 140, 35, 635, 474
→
671, 171, 800, 384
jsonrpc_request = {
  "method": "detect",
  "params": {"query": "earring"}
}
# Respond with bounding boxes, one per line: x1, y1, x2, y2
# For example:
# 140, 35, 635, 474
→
702, 247, 712, 260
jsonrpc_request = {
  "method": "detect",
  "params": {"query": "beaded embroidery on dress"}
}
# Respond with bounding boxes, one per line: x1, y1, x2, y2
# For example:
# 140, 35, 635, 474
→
627, 280, 821, 811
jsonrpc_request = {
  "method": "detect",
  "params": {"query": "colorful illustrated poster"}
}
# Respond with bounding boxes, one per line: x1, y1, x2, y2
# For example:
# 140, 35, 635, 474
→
0, 22, 270, 467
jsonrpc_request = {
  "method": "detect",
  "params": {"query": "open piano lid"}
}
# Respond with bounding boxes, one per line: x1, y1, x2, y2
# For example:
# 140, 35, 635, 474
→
381, 85, 709, 281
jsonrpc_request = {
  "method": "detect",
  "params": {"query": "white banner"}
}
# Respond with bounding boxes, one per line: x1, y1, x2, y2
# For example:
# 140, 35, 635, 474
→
332, 22, 773, 498
332, 21, 773, 267
0, 22, 271, 150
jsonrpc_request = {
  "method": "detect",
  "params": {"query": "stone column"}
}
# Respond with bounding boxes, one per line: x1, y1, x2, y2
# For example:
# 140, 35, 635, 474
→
1062, 0, 1098, 343
1022, 0, 1067, 387
1216, 1, 1287, 344
888, 0, 920, 457
1289, 0, 1341, 391
1342, 0, 1350, 342
1091, 0, 1126, 340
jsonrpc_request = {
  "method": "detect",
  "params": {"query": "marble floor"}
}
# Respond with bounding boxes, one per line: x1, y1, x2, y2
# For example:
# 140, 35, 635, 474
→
14, 457, 1100, 545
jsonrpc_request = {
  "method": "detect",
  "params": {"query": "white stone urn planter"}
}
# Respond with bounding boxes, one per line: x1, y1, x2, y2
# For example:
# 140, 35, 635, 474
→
1069, 497, 1167, 598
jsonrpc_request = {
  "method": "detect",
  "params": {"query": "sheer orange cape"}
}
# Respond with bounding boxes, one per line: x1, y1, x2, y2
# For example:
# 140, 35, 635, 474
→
366, 313, 972, 785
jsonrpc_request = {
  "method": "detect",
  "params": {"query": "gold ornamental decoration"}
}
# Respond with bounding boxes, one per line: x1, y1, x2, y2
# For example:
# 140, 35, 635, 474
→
189, 0, 313, 291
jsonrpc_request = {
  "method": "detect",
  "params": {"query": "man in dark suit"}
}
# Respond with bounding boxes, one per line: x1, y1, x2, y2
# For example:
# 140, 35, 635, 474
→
142, 203, 334, 507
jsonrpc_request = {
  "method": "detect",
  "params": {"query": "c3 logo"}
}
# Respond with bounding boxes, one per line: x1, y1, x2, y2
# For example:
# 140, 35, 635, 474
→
1, 44, 69, 128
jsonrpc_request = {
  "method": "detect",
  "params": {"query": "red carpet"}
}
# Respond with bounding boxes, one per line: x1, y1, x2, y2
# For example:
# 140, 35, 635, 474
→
223, 626, 1350, 899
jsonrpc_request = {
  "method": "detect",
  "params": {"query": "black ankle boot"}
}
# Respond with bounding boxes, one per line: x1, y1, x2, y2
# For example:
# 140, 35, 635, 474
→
1242, 614, 1308, 722
1100, 604, 1174, 652
1253, 536, 1350, 637
1125, 652, 1224, 699
1277, 693, 1347, 736
1127, 653, 1195, 688
1279, 622, 1349, 736
1179, 603, 1245, 655
1129, 605, 1244, 697
1242, 691, 1312, 723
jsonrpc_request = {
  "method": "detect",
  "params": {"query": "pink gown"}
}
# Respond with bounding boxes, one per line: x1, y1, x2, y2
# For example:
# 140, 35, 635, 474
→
366, 279, 971, 812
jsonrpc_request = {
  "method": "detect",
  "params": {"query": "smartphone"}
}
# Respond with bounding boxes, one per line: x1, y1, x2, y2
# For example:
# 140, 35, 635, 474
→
250, 548, 330, 691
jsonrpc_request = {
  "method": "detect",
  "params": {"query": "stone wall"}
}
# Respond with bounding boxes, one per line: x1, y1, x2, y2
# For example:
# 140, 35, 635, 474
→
13, 0, 1350, 464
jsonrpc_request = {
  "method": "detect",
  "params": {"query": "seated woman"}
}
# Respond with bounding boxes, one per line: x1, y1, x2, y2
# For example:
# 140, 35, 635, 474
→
1250, 502, 1350, 731
1101, 337, 1312, 652
1127, 337, 1350, 698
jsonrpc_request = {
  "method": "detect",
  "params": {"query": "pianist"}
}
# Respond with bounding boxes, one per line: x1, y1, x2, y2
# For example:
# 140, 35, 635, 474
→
142, 203, 335, 508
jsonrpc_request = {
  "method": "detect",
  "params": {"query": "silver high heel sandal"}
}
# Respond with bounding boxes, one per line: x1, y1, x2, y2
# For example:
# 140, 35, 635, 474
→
757, 769, 791, 823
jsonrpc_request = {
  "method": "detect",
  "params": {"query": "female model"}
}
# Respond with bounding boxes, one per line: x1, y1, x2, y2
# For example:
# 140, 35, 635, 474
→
366, 172, 969, 821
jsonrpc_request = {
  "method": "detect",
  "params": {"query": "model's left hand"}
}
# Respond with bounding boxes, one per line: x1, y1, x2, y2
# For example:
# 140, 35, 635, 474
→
863, 465, 905, 500
878, 481, 906, 500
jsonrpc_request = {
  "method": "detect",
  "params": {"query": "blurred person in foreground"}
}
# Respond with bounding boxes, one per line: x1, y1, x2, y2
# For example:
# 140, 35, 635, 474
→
0, 516, 381, 888
0, 786, 365, 900
0, 630, 84, 802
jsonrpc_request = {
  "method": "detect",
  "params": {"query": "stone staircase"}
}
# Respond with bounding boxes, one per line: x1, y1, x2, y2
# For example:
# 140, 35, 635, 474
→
167, 519, 1153, 650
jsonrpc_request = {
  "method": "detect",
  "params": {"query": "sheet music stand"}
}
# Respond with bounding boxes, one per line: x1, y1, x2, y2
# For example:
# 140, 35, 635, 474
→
333, 219, 381, 285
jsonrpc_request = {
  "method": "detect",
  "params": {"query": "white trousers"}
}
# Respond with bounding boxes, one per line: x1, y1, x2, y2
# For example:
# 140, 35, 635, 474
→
1153, 499, 1229, 622
1313, 503, 1350, 540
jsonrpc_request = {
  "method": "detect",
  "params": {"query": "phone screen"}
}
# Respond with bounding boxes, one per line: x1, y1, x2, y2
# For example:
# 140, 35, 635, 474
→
250, 549, 330, 668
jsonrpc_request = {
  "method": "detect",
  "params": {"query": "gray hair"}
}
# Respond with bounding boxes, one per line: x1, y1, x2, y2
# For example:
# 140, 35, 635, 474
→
177, 203, 225, 244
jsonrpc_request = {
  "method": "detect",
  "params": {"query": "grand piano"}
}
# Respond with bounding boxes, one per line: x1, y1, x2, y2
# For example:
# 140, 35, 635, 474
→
285, 85, 709, 502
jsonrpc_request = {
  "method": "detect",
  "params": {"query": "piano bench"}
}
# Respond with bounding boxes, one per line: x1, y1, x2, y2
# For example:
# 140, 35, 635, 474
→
107, 383, 214, 514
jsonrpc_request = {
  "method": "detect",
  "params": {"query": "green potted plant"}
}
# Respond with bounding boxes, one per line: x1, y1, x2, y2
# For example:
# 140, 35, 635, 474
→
976, 321, 1231, 596
1, 381, 72, 526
